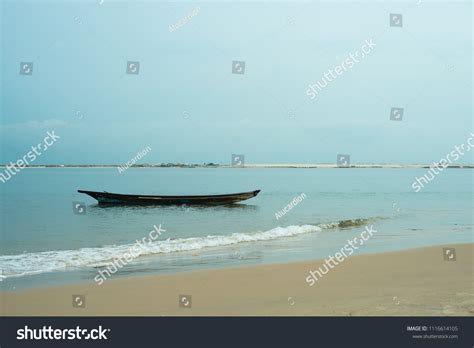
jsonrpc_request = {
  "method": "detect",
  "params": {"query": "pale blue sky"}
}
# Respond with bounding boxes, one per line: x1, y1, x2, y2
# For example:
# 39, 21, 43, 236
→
1, 0, 472, 164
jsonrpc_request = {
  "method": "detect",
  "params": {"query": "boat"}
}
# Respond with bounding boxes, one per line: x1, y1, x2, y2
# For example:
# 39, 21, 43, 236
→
77, 189, 261, 205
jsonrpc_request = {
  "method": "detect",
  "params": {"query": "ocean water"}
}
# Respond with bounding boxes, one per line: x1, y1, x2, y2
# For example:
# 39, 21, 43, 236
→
0, 167, 472, 290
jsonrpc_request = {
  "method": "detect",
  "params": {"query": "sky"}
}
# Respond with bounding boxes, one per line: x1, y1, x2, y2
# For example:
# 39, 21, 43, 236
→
0, 0, 472, 164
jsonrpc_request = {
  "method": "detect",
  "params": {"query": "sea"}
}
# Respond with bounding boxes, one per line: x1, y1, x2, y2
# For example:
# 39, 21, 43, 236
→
0, 167, 472, 290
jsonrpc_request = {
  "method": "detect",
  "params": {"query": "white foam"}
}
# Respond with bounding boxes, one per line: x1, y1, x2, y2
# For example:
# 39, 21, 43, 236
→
0, 224, 322, 280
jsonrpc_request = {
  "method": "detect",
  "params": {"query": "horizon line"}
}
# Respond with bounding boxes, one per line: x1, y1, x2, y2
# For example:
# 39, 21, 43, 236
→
1, 163, 473, 169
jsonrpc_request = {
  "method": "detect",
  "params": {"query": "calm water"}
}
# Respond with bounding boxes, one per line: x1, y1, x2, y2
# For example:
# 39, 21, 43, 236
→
0, 168, 472, 290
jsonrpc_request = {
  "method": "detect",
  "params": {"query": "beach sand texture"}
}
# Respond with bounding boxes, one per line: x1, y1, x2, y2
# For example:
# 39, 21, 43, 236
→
1, 243, 472, 316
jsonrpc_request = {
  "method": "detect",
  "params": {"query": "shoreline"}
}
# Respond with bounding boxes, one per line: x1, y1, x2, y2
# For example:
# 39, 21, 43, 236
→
1, 164, 473, 169
2, 243, 472, 316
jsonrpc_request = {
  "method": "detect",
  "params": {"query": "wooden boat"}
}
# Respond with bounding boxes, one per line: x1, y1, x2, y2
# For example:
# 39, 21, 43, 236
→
78, 189, 261, 205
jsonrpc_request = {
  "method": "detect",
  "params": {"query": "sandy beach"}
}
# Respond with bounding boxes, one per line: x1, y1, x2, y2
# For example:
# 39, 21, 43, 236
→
1, 243, 472, 316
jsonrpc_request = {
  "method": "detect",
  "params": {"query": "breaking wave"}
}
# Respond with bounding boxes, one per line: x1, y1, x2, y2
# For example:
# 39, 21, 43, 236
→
0, 218, 374, 280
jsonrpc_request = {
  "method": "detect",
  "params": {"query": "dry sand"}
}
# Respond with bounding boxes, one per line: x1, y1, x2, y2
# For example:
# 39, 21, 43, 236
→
1, 243, 473, 316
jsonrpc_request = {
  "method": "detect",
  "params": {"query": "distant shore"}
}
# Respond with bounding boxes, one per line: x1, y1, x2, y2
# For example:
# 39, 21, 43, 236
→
2, 243, 472, 316
0, 163, 473, 169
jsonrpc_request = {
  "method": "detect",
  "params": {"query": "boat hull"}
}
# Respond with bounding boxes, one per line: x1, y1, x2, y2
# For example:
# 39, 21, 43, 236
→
77, 189, 260, 206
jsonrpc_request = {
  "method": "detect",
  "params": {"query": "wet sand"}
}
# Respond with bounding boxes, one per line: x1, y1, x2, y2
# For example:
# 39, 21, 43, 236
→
1, 243, 472, 316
